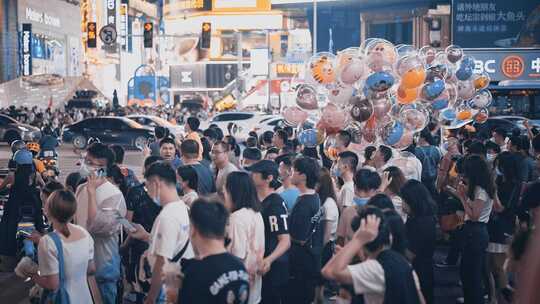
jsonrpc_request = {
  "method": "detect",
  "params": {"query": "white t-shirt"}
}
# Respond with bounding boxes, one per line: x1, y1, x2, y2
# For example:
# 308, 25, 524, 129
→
38, 225, 94, 304
338, 180, 355, 210
216, 162, 239, 193
149, 200, 194, 263
464, 187, 493, 223
181, 191, 199, 208
228, 208, 265, 304
322, 197, 339, 242
348, 258, 421, 304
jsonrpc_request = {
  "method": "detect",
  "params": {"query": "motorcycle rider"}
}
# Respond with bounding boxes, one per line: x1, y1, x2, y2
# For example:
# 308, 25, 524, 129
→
38, 125, 59, 159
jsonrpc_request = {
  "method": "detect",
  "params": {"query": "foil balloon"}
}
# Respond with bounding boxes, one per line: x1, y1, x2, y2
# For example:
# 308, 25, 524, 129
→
298, 128, 324, 148
323, 135, 339, 161
432, 88, 450, 110
456, 103, 473, 121
365, 39, 398, 68
421, 79, 446, 100
350, 96, 374, 122
439, 108, 457, 127
338, 56, 366, 85
391, 131, 414, 150
397, 86, 418, 105
395, 44, 417, 58
345, 121, 364, 144
400, 108, 428, 133
366, 71, 395, 92
320, 103, 349, 134
460, 55, 476, 68
469, 89, 493, 109
308, 53, 337, 85
295, 84, 319, 110
283, 106, 308, 127
473, 72, 491, 90
380, 120, 404, 146
457, 79, 476, 100
474, 108, 489, 124
372, 96, 392, 119
456, 65, 473, 81
363, 116, 378, 143
401, 67, 426, 89
446, 45, 464, 63
419, 46, 437, 65
328, 82, 355, 106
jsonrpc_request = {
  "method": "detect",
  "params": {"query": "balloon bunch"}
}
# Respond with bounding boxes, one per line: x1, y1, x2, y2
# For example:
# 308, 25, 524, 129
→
286, 39, 492, 156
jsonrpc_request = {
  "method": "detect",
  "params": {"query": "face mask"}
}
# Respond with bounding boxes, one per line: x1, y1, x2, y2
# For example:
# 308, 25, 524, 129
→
486, 153, 496, 162
335, 297, 351, 304
79, 162, 90, 178
495, 167, 503, 176
147, 183, 161, 206
353, 197, 369, 206
442, 142, 449, 151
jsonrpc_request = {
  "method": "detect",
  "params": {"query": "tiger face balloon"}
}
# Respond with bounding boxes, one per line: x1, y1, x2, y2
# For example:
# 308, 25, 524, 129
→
310, 56, 336, 84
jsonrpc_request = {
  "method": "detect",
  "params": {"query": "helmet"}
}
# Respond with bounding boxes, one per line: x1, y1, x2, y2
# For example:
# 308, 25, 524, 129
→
26, 142, 40, 153
11, 140, 26, 154
14, 149, 34, 165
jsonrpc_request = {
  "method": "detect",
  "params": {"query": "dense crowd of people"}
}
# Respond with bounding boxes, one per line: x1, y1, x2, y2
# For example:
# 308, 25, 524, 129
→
0, 110, 539, 304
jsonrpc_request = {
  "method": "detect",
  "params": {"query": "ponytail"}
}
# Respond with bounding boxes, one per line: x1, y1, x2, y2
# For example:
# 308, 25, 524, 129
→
57, 222, 71, 238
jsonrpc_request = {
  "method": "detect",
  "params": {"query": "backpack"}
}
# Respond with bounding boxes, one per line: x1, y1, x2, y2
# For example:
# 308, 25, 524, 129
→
41, 232, 70, 304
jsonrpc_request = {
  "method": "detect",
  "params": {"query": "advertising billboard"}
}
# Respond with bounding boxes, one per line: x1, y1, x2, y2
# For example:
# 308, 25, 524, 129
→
466, 49, 540, 82
452, 0, 540, 48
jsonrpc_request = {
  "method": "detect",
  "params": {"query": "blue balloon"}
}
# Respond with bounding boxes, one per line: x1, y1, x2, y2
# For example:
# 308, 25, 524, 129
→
440, 108, 457, 121
366, 71, 395, 92
422, 80, 445, 100
456, 66, 473, 81
432, 98, 449, 110
298, 129, 319, 148
382, 122, 404, 146
461, 56, 475, 68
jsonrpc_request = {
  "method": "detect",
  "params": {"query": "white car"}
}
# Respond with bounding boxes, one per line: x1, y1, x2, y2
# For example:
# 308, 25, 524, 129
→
200, 112, 284, 141
127, 115, 184, 138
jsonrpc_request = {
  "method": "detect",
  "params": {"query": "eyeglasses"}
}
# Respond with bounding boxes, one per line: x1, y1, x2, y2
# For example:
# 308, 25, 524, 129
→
211, 150, 226, 155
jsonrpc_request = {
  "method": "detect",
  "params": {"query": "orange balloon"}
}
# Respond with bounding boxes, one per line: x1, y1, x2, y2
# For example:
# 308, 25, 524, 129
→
401, 68, 426, 89
473, 76, 489, 90
456, 110, 472, 120
397, 86, 418, 104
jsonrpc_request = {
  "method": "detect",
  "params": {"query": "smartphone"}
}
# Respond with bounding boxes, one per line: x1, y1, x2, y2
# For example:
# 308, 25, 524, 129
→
101, 207, 137, 233
96, 168, 107, 178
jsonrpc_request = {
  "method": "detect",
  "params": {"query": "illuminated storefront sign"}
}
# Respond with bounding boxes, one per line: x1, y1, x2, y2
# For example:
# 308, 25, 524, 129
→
25, 7, 61, 28
21, 23, 32, 76
467, 49, 540, 81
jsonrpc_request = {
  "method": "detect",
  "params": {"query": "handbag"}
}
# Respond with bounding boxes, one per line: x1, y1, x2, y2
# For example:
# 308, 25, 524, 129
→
440, 213, 464, 232
41, 232, 70, 304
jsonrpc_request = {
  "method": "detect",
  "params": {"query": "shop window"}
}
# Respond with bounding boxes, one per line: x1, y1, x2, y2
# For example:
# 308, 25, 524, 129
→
368, 21, 413, 45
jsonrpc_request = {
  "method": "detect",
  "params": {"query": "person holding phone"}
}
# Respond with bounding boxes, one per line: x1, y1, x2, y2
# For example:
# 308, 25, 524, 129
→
455, 155, 495, 304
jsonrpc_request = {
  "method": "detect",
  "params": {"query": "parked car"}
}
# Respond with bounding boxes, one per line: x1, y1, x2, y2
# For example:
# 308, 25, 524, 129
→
62, 116, 154, 149
0, 114, 41, 144
127, 115, 184, 138
472, 116, 531, 139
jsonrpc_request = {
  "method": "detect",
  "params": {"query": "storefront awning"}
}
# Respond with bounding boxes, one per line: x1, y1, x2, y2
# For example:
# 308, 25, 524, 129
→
0, 75, 108, 109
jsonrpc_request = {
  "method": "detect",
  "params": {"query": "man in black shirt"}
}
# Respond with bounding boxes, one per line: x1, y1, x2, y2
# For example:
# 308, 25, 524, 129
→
288, 157, 324, 304
248, 160, 291, 304
179, 198, 250, 304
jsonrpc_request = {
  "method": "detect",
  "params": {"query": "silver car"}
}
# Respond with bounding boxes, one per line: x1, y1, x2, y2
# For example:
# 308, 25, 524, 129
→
0, 114, 41, 144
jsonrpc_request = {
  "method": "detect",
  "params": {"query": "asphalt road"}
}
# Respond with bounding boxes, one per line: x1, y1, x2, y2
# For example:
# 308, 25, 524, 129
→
0, 144, 463, 304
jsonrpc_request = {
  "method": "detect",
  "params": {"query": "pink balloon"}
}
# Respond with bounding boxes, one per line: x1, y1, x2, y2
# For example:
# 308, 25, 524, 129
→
372, 96, 392, 119
339, 58, 366, 85
283, 106, 308, 127
320, 103, 348, 134
296, 84, 319, 110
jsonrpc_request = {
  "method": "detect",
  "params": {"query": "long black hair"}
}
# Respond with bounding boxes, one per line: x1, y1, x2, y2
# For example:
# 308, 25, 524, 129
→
494, 151, 522, 184
225, 171, 261, 212
400, 180, 437, 217
459, 154, 496, 200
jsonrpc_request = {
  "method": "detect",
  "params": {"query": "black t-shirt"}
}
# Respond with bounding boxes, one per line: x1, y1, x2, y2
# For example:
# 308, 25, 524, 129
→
261, 193, 289, 283
126, 183, 161, 233
179, 253, 250, 304
289, 193, 323, 254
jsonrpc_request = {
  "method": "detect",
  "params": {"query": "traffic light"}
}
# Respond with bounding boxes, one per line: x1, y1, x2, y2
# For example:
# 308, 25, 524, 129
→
144, 22, 153, 48
201, 22, 211, 49
87, 22, 96, 48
